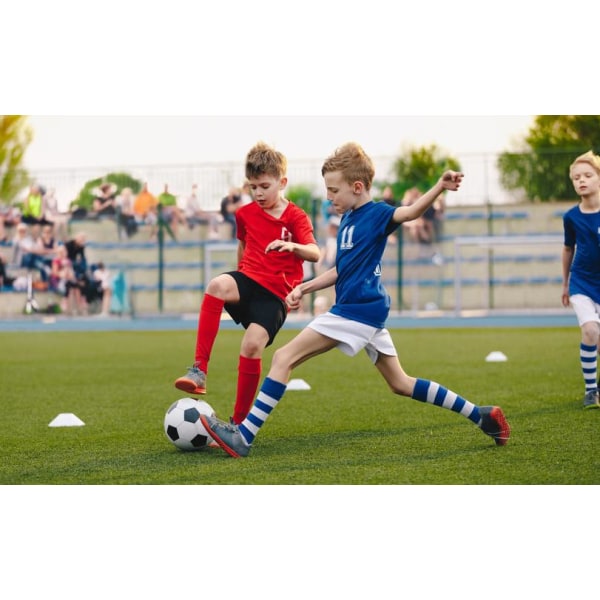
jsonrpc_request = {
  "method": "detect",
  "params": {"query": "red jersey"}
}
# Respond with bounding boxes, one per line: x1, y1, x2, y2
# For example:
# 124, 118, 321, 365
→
236, 200, 316, 301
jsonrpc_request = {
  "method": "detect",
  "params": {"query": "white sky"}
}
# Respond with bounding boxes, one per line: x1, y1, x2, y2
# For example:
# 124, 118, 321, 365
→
24, 115, 535, 170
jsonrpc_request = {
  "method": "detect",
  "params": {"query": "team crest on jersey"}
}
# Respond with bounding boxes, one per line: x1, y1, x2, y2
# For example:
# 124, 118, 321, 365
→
281, 227, 292, 242
374, 264, 381, 277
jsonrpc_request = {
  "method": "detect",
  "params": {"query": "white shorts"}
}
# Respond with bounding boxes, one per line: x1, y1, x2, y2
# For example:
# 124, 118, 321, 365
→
570, 294, 600, 327
308, 312, 397, 363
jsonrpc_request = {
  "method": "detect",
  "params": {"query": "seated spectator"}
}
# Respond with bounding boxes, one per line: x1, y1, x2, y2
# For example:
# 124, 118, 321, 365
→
0, 253, 16, 289
43, 187, 69, 241
11, 223, 51, 282
50, 244, 83, 314
116, 187, 138, 238
184, 184, 220, 239
65, 232, 88, 279
91, 261, 113, 317
93, 182, 118, 217
65, 231, 96, 311
220, 187, 243, 239
33, 224, 60, 275
21, 184, 51, 236
134, 182, 159, 239
157, 183, 186, 239
0, 203, 21, 243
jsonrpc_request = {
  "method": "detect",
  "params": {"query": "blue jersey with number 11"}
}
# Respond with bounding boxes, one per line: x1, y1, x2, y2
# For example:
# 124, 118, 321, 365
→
330, 201, 398, 328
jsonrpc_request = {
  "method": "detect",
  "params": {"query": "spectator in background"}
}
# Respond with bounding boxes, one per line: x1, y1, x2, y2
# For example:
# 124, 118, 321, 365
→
0, 203, 21, 243
381, 185, 398, 207
32, 224, 59, 277
116, 187, 138, 238
92, 261, 113, 317
220, 187, 243, 239
0, 253, 16, 289
184, 184, 220, 239
50, 244, 83, 315
401, 186, 427, 244
65, 232, 88, 279
21, 184, 50, 236
11, 222, 51, 282
134, 182, 159, 239
157, 183, 186, 239
92, 182, 118, 217
43, 188, 69, 241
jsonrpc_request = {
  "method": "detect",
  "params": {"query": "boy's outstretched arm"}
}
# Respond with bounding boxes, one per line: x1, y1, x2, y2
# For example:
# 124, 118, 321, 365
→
286, 267, 337, 310
393, 170, 463, 225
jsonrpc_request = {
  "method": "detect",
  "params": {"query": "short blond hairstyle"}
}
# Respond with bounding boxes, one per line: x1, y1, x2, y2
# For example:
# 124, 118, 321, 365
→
569, 150, 600, 178
245, 141, 287, 180
321, 142, 375, 191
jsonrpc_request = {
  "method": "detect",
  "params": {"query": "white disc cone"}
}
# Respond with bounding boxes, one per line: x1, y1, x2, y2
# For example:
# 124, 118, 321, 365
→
49, 413, 85, 427
287, 378, 311, 390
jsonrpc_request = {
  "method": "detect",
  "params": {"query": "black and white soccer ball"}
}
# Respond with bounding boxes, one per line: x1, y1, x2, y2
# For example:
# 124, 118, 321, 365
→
164, 398, 215, 451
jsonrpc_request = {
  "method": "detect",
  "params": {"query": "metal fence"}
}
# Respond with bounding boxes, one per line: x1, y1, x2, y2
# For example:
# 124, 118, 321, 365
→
27, 151, 524, 213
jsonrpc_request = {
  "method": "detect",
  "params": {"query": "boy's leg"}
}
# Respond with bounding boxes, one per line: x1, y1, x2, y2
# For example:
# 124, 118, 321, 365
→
175, 293, 225, 394
202, 376, 285, 457
202, 328, 337, 457
376, 354, 510, 446
232, 355, 261, 424
411, 378, 510, 445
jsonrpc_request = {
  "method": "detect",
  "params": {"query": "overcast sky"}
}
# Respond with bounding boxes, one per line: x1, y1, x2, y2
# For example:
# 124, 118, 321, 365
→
24, 115, 535, 170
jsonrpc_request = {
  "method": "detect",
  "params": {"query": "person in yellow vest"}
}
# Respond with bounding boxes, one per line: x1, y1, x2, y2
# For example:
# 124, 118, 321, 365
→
157, 183, 186, 239
22, 184, 51, 236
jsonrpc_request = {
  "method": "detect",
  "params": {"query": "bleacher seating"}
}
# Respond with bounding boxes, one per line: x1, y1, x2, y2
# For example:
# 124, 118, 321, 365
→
0, 202, 572, 316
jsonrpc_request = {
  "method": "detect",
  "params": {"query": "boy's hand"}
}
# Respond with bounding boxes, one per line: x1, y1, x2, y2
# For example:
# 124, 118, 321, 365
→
265, 239, 295, 254
286, 286, 303, 310
441, 171, 464, 191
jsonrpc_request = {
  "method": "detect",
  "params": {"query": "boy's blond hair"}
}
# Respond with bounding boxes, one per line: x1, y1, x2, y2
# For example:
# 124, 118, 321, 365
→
569, 150, 600, 177
321, 142, 375, 191
245, 141, 287, 180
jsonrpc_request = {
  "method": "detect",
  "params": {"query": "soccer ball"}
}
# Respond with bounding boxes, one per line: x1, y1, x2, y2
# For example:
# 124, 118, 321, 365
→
164, 398, 215, 451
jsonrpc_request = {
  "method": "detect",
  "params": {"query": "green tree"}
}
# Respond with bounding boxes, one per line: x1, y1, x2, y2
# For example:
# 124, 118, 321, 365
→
287, 183, 319, 219
71, 172, 143, 211
498, 115, 600, 202
0, 115, 33, 204
382, 144, 461, 200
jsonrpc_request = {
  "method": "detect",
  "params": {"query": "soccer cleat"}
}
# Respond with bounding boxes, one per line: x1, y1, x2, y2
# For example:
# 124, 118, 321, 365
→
479, 406, 511, 446
200, 414, 251, 458
583, 389, 600, 410
174, 363, 206, 395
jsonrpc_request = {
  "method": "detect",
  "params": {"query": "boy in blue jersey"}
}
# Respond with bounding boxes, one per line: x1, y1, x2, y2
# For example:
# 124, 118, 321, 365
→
562, 150, 600, 409
201, 142, 511, 457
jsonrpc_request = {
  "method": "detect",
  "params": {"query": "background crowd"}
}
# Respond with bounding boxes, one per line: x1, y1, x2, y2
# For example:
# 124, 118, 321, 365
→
0, 179, 446, 317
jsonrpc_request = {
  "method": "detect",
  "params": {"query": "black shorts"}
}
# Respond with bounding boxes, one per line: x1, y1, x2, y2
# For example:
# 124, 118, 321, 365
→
224, 271, 287, 346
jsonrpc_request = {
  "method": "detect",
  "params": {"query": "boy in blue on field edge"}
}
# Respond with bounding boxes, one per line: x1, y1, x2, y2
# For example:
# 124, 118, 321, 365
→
202, 142, 511, 457
562, 150, 600, 409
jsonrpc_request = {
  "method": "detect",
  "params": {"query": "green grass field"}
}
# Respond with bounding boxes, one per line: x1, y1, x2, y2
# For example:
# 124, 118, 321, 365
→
1, 326, 598, 485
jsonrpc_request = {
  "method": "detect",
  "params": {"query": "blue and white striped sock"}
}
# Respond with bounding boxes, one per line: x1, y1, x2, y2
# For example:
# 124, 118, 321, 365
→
238, 377, 287, 446
412, 378, 481, 425
580, 343, 598, 392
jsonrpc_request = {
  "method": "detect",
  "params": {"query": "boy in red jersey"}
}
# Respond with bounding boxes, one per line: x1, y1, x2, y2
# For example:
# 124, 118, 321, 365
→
175, 142, 320, 424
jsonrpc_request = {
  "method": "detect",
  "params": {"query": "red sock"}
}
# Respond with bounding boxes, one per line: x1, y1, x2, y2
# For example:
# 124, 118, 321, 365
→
232, 356, 262, 424
194, 293, 225, 373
